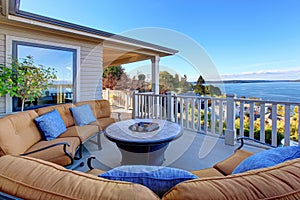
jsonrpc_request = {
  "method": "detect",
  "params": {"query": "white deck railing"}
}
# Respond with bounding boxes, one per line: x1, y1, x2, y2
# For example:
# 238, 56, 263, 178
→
131, 91, 300, 147
103, 89, 133, 109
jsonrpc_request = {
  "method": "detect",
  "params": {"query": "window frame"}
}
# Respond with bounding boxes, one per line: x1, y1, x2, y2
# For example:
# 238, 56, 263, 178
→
5, 36, 81, 112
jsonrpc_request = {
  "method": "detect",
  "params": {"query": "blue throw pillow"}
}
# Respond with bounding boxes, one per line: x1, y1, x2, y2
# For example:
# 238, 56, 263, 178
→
34, 109, 67, 141
70, 104, 96, 126
232, 146, 300, 174
99, 165, 198, 197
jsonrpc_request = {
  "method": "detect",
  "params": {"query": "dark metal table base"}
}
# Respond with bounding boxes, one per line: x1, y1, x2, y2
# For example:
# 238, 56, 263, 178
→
117, 143, 169, 165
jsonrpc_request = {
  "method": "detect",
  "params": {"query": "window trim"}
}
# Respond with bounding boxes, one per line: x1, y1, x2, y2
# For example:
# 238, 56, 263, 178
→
5, 35, 80, 112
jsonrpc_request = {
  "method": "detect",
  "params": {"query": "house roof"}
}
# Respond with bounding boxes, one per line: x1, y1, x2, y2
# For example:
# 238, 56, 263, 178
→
6, 0, 178, 58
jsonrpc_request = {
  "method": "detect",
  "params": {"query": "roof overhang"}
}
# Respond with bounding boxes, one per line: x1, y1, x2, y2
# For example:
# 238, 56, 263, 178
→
2, 0, 178, 67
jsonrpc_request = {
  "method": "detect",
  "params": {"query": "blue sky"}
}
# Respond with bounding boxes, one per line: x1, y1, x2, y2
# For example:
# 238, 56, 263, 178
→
20, 0, 300, 81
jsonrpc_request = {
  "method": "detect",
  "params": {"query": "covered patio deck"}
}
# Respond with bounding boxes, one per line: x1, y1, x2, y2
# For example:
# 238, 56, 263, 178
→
78, 129, 264, 172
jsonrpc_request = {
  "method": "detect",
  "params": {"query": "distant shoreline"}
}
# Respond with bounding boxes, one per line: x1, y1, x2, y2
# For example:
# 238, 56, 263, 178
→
204, 80, 300, 84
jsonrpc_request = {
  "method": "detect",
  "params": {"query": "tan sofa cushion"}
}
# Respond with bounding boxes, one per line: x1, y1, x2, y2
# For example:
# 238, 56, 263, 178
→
0, 155, 160, 200
86, 168, 106, 176
0, 110, 42, 156
190, 168, 224, 178
36, 103, 75, 127
76, 100, 111, 119
59, 125, 99, 142
163, 158, 300, 200
213, 149, 254, 175
91, 117, 116, 131
25, 137, 80, 166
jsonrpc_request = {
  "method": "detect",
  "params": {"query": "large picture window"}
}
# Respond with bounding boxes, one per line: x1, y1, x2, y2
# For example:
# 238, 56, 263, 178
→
12, 41, 77, 112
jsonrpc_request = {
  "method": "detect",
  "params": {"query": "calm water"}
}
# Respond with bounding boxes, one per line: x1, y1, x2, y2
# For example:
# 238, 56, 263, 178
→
215, 82, 300, 103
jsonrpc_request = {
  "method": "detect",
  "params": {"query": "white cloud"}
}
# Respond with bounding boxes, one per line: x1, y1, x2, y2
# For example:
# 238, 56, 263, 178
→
221, 68, 300, 80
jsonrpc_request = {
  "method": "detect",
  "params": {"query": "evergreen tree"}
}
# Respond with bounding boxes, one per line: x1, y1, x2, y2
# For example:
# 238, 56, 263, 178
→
194, 75, 206, 95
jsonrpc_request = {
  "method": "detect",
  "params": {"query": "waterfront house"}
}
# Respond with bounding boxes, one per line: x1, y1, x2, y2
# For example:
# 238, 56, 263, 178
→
0, 0, 177, 114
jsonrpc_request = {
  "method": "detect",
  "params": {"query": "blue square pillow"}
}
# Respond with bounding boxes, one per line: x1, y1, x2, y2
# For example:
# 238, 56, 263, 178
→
34, 109, 67, 141
232, 146, 300, 174
70, 104, 96, 126
99, 165, 198, 197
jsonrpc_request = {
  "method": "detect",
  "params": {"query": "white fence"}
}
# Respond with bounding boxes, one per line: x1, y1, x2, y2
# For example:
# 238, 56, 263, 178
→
102, 90, 300, 147
103, 89, 133, 109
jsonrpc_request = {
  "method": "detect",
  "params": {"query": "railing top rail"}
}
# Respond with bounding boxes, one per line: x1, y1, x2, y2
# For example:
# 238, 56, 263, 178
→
135, 92, 300, 105
235, 98, 300, 105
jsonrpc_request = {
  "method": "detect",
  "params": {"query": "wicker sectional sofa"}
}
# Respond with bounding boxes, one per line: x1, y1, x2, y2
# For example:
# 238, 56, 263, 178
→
0, 100, 115, 166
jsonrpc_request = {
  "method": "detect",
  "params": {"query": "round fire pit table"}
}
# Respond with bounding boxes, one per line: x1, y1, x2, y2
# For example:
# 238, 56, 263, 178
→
104, 119, 183, 165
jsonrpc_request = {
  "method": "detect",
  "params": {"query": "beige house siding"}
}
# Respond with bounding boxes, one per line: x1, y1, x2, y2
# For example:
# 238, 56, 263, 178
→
80, 45, 102, 101
0, 33, 5, 113
0, 23, 103, 113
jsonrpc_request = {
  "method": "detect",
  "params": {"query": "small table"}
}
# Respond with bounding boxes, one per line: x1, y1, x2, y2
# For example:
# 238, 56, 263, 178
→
104, 119, 183, 165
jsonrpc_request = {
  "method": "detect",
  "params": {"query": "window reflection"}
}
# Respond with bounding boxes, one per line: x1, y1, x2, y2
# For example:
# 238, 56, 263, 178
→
12, 42, 76, 111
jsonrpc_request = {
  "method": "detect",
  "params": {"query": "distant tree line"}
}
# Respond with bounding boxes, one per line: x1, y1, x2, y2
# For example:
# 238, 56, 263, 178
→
102, 65, 221, 96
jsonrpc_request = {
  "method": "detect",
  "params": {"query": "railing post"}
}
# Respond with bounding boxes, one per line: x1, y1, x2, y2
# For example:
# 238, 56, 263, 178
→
106, 89, 110, 103
166, 91, 175, 122
132, 90, 138, 119
125, 89, 130, 110
225, 94, 236, 146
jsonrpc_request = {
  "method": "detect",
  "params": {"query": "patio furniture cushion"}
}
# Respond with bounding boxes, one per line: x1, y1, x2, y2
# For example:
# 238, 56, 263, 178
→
58, 125, 99, 143
86, 168, 106, 176
163, 158, 300, 200
0, 155, 160, 200
99, 165, 197, 197
0, 110, 42, 156
76, 100, 111, 119
213, 149, 254, 175
232, 146, 300, 174
190, 168, 224, 178
91, 117, 116, 131
36, 103, 75, 127
70, 104, 96, 126
34, 109, 67, 141
24, 137, 80, 166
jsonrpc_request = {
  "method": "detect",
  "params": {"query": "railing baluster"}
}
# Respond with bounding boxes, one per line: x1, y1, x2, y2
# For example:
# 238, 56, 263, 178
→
175, 96, 178, 123
240, 101, 245, 137
218, 100, 223, 135
284, 105, 290, 146
191, 98, 195, 130
159, 96, 163, 120
185, 98, 189, 129
151, 95, 154, 119
204, 99, 208, 133
271, 104, 277, 146
211, 98, 215, 134
249, 103, 255, 139
197, 98, 201, 132
164, 96, 167, 119
148, 95, 151, 118
180, 98, 184, 126
260, 103, 265, 143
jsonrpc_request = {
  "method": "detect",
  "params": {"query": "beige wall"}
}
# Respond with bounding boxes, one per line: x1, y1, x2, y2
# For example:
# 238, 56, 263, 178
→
0, 23, 103, 113
0, 33, 5, 113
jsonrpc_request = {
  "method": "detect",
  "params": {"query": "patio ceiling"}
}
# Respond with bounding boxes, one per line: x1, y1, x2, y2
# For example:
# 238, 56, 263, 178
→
103, 49, 151, 67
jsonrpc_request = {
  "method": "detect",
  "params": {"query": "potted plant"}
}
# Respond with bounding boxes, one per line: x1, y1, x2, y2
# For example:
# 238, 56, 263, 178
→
0, 55, 57, 111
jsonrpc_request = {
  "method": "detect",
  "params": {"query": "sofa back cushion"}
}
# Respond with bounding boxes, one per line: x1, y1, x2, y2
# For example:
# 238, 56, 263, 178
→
76, 100, 111, 119
36, 104, 75, 127
0, 110, 42, 156
0, 155, 160, 200
162, 158, 300, 200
